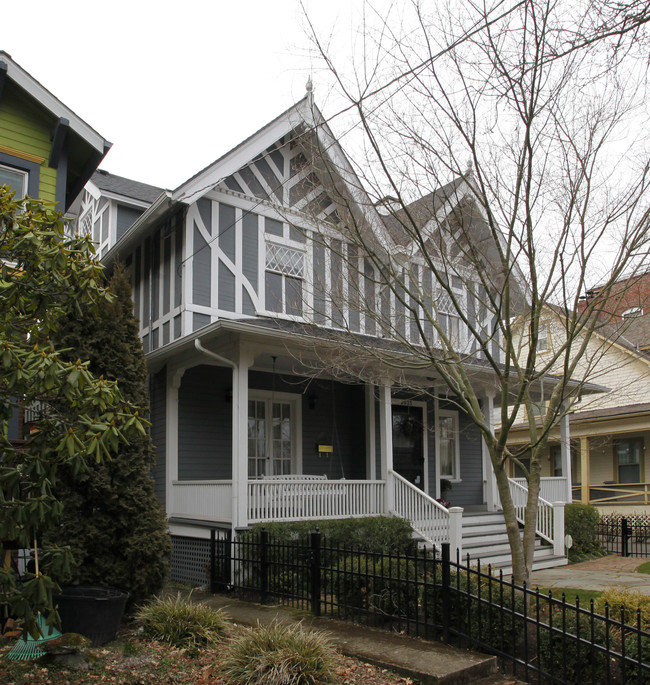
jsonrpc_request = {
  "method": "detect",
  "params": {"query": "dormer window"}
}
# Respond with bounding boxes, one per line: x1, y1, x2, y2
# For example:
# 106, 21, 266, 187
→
537, 324, 549, 352
623, 307, 643, 319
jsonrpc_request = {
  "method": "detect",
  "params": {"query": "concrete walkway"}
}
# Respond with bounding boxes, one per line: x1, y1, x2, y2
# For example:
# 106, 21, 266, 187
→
188, 590, 519, 685
530, 555, 650, 595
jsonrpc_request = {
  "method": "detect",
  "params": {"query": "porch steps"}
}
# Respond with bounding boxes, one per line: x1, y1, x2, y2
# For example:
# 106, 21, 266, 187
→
459, 511, 568, 575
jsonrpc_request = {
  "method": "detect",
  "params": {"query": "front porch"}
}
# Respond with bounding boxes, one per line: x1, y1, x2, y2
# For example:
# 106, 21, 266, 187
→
153, 331, 571, 569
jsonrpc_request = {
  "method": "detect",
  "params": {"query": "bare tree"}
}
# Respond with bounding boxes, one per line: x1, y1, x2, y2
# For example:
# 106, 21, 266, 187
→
294, 0, 650, 583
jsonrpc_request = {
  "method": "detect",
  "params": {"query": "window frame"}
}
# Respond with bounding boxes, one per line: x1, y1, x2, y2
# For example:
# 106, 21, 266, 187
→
0, 152, 40, 198
615, 437, 643, 484
438, 408, 461, 482
263, 237, 307, 319
536, 323, 549, 353
247, 389, 303, 478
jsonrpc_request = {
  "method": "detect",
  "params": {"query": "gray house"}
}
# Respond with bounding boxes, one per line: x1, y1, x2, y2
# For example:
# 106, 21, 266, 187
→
79, 91, 570, 572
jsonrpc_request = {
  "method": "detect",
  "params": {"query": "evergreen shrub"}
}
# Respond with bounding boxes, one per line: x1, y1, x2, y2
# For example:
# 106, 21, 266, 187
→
48, 265, 171, 606
565, 503, 602, 557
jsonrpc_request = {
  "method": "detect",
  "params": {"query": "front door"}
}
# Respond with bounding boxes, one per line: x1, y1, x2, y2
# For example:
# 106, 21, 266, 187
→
392, 405, 425, 489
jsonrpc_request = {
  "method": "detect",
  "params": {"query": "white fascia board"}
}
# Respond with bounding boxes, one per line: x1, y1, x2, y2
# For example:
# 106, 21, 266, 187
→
173, 100, 312, 206
95, 189, 152, 210
0, 52, 108, 153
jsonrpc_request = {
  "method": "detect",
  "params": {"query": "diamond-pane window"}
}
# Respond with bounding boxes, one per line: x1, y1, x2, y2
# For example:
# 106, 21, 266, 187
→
266, 243, 304, 278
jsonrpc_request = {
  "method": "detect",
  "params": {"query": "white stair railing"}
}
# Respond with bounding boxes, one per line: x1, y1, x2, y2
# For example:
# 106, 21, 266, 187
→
389, 470, 463, 555
501, 478, 565, 556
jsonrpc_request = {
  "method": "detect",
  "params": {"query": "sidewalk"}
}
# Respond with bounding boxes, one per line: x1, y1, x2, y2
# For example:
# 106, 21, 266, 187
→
530, 555, 650, 595
188, 590, 517, 685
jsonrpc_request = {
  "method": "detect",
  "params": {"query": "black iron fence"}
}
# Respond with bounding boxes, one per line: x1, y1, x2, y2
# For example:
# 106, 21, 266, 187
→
172, 529, 650, 685
599, 515, 650, 558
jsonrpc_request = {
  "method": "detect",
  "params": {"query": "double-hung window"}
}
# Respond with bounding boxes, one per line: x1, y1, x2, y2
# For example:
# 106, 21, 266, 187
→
264, 217, 306, 317
616, 438, 643, 484
439, 409, 460, 481
0, 164, 28, 197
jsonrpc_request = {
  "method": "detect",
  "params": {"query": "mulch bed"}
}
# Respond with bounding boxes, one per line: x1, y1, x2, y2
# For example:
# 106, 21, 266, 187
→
0, 623, 416, 685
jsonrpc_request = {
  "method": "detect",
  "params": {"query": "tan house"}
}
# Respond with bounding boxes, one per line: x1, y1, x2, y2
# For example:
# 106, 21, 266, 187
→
507, 301, 650, 514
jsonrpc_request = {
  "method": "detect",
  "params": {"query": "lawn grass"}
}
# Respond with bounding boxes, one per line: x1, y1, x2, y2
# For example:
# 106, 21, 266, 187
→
535, 587, 603, 605
636, 561, 650, 575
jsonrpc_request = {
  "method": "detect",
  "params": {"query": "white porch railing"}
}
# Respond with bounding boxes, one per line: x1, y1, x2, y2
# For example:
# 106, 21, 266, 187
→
389, 471, 460, 554
501, 478, 565, 556
171, 480, 233, 522
247, 479, 385, 523
510, 477, 568, 504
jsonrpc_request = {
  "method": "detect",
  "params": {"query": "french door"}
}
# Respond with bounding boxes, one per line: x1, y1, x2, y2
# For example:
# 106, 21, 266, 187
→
247, 393, 297, 477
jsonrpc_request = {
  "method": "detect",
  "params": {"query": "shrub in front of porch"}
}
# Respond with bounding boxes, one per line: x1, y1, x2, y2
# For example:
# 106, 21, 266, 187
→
47, 266, 171, 606
247, 516, 415, 556
565, 503, 602, 559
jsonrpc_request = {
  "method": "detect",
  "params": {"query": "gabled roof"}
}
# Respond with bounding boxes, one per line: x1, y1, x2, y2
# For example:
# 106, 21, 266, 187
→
0, 51, 111, 209
90, 169, 164, 205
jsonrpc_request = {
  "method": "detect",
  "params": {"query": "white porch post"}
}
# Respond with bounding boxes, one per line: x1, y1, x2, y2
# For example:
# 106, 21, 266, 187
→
365, 384, 376, 480
232, 348, 253, 530
165, 366, 185, 518
379, 381, 394, 513
580, 436, 590, 504
553, 501, 566, 556
560, 407, 573, 503
481, 391, 498, 511
449, 506, 464, 560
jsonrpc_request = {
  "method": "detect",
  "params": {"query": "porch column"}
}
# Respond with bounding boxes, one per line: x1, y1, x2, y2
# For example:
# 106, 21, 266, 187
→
481, 391, 498, 511
165, 366, 185, 518
365, 384, 376, 480
580, 436, 590, 504
379, 380, 394, 513
560, 407, 573, 503
232, 348, 253, 530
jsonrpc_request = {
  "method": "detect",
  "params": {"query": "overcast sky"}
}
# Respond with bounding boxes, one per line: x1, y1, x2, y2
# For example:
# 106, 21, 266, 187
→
4, 0, 373, 190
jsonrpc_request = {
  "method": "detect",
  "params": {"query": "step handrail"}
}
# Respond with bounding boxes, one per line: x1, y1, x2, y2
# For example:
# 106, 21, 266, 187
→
389, 470, 462, 553
502, 478, 560, 548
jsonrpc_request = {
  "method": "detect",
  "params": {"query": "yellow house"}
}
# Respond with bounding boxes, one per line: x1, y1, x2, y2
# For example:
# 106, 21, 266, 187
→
506, 305, 650, 514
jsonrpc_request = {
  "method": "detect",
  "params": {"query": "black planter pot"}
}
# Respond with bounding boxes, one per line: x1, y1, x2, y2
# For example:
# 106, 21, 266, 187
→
54, 586, 129, 646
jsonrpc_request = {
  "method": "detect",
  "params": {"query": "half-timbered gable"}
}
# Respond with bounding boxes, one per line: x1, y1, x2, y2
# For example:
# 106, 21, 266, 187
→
85, 89, 569, 576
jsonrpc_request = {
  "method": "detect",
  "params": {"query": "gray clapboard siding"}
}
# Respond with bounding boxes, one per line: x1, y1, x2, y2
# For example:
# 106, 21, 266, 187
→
218, 204, 236, 262
242, 212, 259, 292
193, 224, 211, 307
219, 264, 236, 311
178, 365, 232, 480
451, 410, 484, 507
117, 205, 143, 240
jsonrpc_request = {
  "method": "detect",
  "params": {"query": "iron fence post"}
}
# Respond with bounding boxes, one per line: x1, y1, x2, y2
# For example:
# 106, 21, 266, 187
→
260, 528, 269, 603
311, 530, 322, 617
622, 517, 630, 557
442, 542, 451, 643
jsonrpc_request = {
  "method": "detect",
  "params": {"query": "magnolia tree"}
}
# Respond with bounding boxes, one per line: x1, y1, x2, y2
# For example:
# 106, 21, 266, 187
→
298, 0, 650, 583
0, 188, 147, 636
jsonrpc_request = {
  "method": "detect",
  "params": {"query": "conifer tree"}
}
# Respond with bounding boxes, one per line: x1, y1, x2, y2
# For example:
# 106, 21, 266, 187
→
50, 264, 170, 606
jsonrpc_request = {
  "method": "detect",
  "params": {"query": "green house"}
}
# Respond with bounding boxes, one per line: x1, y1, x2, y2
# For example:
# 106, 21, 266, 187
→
0, 51, 110, 210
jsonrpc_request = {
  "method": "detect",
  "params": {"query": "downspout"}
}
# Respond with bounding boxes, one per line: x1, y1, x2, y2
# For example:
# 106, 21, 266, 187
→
194, 339, 243, 529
